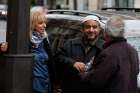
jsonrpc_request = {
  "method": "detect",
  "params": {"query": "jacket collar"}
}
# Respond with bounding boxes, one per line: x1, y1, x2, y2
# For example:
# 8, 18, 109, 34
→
103, 37, 127, 48
73, 36, 104, 50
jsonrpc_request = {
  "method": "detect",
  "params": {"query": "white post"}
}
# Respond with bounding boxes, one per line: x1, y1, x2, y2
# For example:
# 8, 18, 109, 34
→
43, 0, 47, 6
134, 0, 140, 8
88, 0, 98, 11
106, 0, 114, 7
77, 0, 84, 10
69, 0, 74, 10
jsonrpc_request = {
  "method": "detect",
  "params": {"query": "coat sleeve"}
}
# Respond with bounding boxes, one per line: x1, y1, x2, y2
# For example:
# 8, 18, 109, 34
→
55, 40, 76, 68
84, 52, 119, 88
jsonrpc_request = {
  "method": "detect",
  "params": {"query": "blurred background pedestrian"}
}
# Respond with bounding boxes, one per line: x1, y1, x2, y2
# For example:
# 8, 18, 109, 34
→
0, 42, 8, 53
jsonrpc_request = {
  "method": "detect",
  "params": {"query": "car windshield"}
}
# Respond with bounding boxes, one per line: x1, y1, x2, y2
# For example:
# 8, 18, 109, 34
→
46, 18, 82, 51
47, 18, 82, 39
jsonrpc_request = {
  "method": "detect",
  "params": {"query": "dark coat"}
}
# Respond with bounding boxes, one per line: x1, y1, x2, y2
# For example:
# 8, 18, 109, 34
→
43, 38, 56, 90
84, 38, 139, 93
55, 37, 104, 93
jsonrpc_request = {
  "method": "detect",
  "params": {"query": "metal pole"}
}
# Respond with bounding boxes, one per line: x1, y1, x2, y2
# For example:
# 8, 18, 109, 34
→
2, 0, 33, 93
74, 0, 77, 10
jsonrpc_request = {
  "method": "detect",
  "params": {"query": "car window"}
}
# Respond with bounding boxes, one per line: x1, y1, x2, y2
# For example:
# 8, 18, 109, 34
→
46, 18, 82, 52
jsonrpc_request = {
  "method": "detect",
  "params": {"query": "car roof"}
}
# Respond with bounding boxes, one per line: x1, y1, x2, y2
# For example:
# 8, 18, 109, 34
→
47, 14, 83, 21
47, 10, 108, 20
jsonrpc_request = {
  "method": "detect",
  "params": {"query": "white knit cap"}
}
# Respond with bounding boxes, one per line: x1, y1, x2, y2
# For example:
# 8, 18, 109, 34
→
82, 15, 105, 28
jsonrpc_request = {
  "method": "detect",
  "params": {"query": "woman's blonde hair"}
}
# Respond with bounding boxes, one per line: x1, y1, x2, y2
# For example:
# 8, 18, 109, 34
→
30, 12, 47, 38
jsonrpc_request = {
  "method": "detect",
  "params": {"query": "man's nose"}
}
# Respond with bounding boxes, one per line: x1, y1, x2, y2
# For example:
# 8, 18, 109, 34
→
89, 27, 95, 32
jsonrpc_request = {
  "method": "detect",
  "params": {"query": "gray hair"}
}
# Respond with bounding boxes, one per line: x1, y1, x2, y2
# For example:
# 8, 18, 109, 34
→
105, 15, 125, 38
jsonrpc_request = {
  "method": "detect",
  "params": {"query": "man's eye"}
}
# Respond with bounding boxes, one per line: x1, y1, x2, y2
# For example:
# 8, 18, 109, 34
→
84, 25, 91, 28
92, 25, 98, 28
84, 25, 98, 29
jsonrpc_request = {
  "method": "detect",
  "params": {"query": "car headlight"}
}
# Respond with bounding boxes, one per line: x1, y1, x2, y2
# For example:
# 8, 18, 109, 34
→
2, 11, 7, 15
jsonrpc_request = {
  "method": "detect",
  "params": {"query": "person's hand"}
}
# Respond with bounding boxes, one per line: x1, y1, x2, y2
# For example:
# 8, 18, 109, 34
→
73, 62, 86, 73
79, 71, 89, 80
1, 42, 8, 52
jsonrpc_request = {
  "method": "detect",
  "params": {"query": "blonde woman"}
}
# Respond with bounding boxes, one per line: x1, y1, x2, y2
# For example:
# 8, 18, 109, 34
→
30, 12, 53, 93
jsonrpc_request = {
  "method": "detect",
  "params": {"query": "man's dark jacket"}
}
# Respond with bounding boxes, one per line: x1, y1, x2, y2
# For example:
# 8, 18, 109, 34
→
55, 37, 104, 93
84, 38, 139, 93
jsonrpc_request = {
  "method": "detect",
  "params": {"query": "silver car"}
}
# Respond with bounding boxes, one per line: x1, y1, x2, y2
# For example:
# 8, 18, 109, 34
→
46, 10, 140, 91
0, 4, 7, 20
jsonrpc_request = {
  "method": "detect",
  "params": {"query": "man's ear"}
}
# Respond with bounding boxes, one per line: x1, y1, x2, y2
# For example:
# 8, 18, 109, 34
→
100, 27, 104, 33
